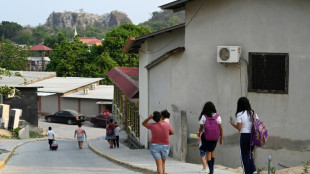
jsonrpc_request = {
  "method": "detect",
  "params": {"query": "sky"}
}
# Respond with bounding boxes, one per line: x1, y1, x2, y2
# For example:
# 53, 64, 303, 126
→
0, 0, 173, 27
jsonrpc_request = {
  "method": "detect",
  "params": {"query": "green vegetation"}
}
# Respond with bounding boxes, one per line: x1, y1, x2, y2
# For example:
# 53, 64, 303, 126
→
0, 9, 179, 84
11, 127, 21, 139
302, 160, 310, 174
139, 10, 184, 32
0, 37, 29, 70
29, 131, 43, 138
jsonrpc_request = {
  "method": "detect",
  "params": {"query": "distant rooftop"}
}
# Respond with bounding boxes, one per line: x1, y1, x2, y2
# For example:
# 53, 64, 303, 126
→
0, 71, 56, 87
79, 37, 102, 46
62, 85, 113, 100
27, 77, 103, 94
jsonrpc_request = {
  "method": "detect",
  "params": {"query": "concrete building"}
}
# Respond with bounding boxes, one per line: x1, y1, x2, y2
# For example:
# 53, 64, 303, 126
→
0, 71, 56, 126
27, 77, 113, 118
125, 0, 310, 169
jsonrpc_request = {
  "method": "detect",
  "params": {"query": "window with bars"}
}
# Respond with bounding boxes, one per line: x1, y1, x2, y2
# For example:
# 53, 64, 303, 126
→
248, 52, 289, 94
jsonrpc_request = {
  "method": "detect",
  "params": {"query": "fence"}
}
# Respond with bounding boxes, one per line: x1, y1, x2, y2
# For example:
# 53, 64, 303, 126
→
113, 86, 143, 148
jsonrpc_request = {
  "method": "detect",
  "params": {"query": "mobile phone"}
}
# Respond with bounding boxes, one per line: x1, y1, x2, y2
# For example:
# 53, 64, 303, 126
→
230, 116, 234, 122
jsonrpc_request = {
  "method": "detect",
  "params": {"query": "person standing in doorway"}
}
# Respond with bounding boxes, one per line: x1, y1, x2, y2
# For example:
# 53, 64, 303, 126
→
74, 123, 87, 149
230, 97, 257, 174
142, 111, 174, 174
46, 127, 55, 149
198, 101, 223, 173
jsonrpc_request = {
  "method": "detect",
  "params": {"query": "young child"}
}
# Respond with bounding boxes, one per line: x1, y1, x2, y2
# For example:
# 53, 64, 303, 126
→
161, 109, 170, 123
114, 122, 120, 148
46, 127, 55, 149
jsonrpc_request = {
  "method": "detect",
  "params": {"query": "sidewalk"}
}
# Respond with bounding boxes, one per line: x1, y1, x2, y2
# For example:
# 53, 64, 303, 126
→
88, 132, 237, 174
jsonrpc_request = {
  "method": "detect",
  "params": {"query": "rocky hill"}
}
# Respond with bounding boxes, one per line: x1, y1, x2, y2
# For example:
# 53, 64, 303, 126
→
45, 10, 132, 29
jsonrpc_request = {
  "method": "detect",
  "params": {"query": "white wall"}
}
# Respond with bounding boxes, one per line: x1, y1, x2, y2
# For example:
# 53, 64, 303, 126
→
184, 0, 310, 168
140, 0, 310, 169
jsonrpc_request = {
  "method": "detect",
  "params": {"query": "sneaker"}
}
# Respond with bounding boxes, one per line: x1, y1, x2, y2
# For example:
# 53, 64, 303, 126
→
199, 169, 208, 173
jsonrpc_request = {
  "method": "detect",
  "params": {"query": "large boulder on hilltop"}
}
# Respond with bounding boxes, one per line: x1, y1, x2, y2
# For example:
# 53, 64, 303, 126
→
45, 10, 132, 29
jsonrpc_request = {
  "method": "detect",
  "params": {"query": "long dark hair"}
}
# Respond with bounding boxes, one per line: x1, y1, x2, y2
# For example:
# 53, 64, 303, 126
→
235, 97, 254, 122
199, 101, 217, 120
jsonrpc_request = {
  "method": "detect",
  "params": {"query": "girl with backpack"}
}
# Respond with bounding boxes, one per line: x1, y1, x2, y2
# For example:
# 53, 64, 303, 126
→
230, 97, 257, 174
198, 101, 223, 173
105, 119, 117, 149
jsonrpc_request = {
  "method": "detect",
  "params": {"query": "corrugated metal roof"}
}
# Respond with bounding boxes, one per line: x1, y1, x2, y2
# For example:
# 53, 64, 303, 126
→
27, 77, 103, 94
116, 67, 139, 77
160, 0, 192, 11
62, 85, 113, 100
0, 71, 56, 87
107, 67, 139, 99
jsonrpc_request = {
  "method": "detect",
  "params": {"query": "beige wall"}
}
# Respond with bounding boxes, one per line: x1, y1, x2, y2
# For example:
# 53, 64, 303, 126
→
40, 95, 110, 119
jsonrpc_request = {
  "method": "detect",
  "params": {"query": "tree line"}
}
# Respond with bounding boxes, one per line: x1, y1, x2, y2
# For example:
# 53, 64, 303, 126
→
0, 10, 184, 86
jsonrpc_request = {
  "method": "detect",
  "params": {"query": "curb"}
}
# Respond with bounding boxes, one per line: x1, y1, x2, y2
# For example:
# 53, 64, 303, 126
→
88, 139, 174, 174
0, 138, 46, 170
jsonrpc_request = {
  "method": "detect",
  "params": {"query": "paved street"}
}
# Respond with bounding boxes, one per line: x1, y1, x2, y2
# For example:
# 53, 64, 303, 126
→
0, 120, 142, 174
38, 119, 106, 140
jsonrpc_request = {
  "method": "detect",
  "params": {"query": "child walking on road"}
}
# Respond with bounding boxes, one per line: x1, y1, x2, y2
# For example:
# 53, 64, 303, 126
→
74, 123, 87, 149
46, 127, 55, 149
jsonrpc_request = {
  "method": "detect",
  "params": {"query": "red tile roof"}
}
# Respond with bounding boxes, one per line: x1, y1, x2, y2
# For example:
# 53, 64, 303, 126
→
117, 67, 139, 77
79, 37, 102, 46
107, 67, 139, 99
30, 44, 53, 51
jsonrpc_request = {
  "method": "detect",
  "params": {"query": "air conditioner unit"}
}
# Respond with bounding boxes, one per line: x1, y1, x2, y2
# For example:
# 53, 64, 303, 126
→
217, 46, 241, 63
83, 88, 89, 94
90, 84, 96, 90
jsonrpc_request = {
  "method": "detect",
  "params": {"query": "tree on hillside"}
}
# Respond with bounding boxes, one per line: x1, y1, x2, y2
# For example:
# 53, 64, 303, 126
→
0, 37, 28, 70
45, 37, 91, 77
102, 23, 151, 67
139, 10, 184, 31
32, 26, 49, 44
0, 21, 23, 40
91, 51, 117, 84
15, 29, 35, 45
44, 32, 66, 48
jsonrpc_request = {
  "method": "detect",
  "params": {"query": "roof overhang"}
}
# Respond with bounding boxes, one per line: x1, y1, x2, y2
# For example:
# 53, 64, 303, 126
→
37, 92, 56, 96
96, 101, 113, 105
107, 68, 139, 99
124, 23, 185, 54
160, 0, 192, 12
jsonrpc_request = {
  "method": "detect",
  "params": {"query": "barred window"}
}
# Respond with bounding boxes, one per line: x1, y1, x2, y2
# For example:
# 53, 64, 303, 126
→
248, 52, 289, 94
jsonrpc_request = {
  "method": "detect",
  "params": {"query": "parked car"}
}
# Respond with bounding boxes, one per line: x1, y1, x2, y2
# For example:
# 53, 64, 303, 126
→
90, 114, 112, 128
45, 109, 85, 125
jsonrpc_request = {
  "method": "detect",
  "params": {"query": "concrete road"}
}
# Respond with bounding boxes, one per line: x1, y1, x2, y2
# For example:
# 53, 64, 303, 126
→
38, 119, 106, 140
1, 140, 142, 174
0, 120, 142, 174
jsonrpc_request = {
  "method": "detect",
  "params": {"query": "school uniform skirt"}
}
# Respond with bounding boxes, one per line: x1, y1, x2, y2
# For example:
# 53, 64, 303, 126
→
199, 132, 218, 152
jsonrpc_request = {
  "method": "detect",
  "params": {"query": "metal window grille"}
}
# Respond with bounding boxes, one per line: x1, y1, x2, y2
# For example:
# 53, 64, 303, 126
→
248, 52, 289, 94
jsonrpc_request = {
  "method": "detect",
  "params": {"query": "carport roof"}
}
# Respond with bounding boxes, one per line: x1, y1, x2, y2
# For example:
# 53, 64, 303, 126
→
27, 77, 103, 94
0, 71, 56, 87
62, 85, 113, 100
